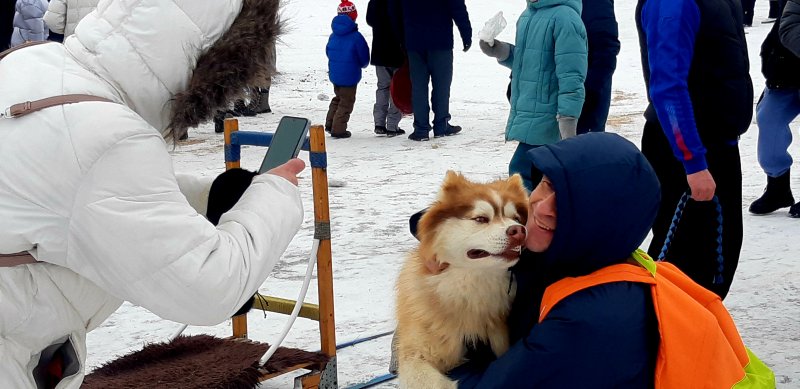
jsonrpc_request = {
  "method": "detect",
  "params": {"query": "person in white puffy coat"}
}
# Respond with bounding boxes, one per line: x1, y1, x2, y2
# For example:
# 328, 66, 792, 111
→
43, 0, 100, 38
0, 0, 291, 387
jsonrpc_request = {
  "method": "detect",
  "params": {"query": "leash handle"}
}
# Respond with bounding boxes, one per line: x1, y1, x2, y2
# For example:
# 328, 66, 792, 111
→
658, 192, 724, 285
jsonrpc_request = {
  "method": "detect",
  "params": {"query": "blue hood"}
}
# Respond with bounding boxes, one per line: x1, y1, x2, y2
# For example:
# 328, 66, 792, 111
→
527, 133, 660, 278
332, 14, 358, 35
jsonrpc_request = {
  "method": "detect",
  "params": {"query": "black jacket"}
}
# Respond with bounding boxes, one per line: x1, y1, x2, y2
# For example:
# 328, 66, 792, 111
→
1, 0, 15, 50
762, 0, 800, 89
366, 0, 405, 67
578, 0, 620, 132
781, 0, 800, 57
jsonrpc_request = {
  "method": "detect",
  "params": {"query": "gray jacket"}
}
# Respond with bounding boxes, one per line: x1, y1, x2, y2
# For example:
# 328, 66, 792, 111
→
781, 0, 800, 56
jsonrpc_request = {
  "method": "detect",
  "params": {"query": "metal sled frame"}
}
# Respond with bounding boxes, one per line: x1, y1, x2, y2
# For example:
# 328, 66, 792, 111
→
223, 119, 338, 389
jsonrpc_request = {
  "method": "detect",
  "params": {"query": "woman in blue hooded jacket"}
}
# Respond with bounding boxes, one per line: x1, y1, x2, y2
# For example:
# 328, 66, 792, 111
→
479, 0, 587, 191
450, 132, 661, 387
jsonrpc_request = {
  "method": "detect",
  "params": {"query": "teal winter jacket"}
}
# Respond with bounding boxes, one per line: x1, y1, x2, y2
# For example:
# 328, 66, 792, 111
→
501, 0, 587, 145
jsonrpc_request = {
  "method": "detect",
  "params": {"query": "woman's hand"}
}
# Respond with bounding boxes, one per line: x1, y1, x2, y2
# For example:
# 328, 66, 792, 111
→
266, 158, 305, 186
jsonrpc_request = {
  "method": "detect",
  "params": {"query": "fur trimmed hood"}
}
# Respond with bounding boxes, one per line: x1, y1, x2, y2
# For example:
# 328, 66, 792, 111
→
64, 0, 282, 142
168, 0, 282, 141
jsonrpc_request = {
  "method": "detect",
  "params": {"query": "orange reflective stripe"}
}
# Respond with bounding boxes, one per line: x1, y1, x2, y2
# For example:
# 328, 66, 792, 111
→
539, 260, 750, 389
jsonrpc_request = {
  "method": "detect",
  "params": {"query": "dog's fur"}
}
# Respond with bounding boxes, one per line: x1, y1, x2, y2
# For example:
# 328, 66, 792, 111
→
395, 171, 529, 388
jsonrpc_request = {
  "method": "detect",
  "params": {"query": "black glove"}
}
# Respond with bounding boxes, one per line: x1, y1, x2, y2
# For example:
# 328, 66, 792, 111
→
463, 39, 472, 52
206, 168, 258, 225
206, 168, 260, 319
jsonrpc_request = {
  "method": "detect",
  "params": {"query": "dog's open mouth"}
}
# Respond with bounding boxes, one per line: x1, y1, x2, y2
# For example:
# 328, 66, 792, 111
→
467, 247, 522, 261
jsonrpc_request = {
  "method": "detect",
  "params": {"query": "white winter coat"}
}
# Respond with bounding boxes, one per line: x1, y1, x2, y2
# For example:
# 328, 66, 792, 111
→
43, 0, 99, 37
0, 0, 301, 388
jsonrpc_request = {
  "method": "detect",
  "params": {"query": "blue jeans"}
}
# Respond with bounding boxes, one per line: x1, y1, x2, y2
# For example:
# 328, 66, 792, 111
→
756, 87, 800, 177
508, 143, 541, 192
407, 49, 453, 136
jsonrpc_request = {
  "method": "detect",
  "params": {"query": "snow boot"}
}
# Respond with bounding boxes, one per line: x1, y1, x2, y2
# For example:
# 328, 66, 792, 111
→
790, 202, 800, 218
749, 170, 795, 215
232, 99, 257, 117
385, 128, 406, 138
251, 87, 271, 114
214, 111, 233, 133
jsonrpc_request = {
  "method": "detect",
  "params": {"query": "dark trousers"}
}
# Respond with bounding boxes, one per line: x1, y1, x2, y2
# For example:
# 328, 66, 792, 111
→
642, 120, 743, 300
325, 84, 357, 135
769, 0, 781, 18
407, 49, 453, 136
743, 0, 756, 25
577, 70, 614, 134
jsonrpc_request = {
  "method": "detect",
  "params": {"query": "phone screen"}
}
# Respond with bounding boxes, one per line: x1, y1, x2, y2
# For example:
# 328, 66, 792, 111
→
259, 116, 311, 174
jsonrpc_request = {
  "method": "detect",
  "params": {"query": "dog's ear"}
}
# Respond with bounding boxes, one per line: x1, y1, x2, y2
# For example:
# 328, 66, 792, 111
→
507, 173, 525, 190
440, 170, 467, 193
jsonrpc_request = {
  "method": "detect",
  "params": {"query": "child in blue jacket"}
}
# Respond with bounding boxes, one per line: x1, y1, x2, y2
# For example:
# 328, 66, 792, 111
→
325, 0, 370, 139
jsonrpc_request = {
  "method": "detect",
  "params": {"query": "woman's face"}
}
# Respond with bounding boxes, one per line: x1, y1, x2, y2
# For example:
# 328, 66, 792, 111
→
525, 176, 557, 252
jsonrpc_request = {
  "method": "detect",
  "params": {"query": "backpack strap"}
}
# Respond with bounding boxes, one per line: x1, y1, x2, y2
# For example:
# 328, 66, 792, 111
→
0, 40, 53, 60
538, 260, 655, 322
0, 252, 40, 267
2, 95, 115, 119
1, 41, 116, 119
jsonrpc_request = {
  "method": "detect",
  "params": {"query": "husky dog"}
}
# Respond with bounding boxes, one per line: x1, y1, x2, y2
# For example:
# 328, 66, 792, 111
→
395, 171, 529, 388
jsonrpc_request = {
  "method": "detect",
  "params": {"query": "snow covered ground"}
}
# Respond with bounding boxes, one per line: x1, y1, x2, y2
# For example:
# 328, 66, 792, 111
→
86, 0, 800, 387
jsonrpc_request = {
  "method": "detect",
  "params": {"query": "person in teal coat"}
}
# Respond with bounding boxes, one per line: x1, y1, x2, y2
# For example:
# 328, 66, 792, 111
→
480, 0, 587, 190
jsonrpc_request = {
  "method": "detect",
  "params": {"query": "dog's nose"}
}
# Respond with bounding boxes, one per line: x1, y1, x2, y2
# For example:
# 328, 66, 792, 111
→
506, 225, 526, 243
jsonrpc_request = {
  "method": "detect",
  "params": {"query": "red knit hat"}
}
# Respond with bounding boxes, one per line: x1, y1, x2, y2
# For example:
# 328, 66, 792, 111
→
337, 0, 358, 21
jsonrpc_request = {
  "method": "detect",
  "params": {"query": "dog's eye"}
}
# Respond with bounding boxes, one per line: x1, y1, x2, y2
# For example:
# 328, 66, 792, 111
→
473, 216, 489, 224
513, 216, 522, 223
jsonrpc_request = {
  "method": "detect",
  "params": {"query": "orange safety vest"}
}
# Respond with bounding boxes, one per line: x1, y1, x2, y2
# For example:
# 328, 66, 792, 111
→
539, 250, 775, 389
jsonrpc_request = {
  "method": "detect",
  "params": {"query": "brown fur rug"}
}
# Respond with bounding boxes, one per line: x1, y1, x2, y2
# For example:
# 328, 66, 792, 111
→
82, 335, 329, 388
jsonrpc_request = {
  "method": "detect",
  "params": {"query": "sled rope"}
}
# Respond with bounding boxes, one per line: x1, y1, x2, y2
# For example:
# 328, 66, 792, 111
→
658, 192, 725, 284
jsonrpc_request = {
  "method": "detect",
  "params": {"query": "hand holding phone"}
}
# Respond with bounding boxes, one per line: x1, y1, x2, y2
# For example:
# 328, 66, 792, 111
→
266, 159, 305, 186
259, 116, 311, 174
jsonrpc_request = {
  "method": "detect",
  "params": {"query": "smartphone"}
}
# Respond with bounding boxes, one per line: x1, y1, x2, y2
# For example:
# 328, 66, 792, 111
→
259, 116, 311, 174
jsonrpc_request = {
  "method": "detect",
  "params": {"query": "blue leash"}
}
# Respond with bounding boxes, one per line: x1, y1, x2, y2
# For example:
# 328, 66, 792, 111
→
657, 192, 725, 285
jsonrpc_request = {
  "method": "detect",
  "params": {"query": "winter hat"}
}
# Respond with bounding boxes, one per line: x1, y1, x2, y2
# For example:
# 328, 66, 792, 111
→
337, 0, 358, 21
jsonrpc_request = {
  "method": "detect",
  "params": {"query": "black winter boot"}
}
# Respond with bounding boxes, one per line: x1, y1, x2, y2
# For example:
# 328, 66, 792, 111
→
214, 111, 233, 133
251, 87, 271, 114
233, 99, 257, 117
749, 170, 795, 215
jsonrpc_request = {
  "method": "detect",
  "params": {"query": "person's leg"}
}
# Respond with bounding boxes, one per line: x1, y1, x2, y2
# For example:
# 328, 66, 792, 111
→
385, 67, 404, 133
430, 49, 454, 136
332, 85, 357, 136
326, 85, 341, 132
756, 87, 800, 177
577, 68, 614, 134
508, 143, 539, 192
641, 120, 689, 260
768, 0, 780, 19
705, 144, 743, 299
407, 50, 432, 137
644, 124, 744, 299
374, 66, 392, 132
742, 0, 756, 25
